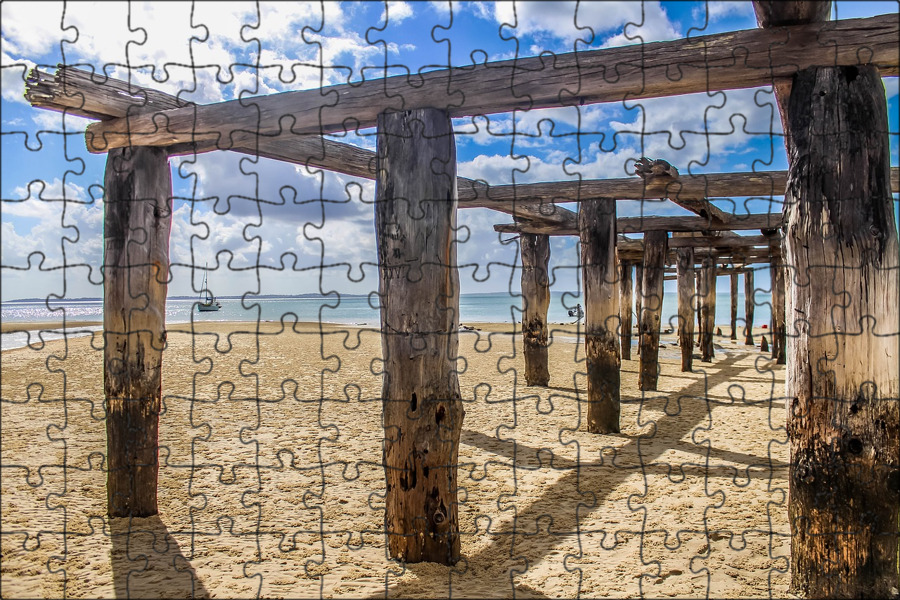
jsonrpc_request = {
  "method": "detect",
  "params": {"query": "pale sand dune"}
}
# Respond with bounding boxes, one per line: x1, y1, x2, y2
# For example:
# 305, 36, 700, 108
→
1, 322, 789, 598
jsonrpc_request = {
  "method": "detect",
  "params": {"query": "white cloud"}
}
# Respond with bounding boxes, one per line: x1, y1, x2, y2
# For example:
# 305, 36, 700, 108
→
692, 1, 755, 24
381, 2, 414, 24
494, 1, 680, 48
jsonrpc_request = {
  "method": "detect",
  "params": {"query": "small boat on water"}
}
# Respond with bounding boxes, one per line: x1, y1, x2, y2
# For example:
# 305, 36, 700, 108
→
567, 303, 584, 321
198, 265, 221, 312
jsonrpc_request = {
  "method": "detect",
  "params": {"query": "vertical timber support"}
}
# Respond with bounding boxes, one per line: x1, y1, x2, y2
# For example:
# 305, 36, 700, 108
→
744, 269, 755, 345
104, 147, 172, 518
579, 198, 620, 433
376, 108, 463, 565
634, 263, 643, 356
639, 231, 667, 391
521, 233, 551, 386
770, 258, 786, 364
784, 65, 899, 598
619, 260, 633, 361
730, 273, 739, 340
698, 255, 717, 362
676, 247, 695, 372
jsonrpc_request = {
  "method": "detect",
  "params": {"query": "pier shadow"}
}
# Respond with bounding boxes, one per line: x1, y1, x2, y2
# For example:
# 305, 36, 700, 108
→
110, 514, 209, 599
366, 352, 760, 598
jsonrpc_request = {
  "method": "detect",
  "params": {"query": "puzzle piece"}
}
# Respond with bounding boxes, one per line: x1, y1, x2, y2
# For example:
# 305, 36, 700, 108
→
3, 2, 898, 599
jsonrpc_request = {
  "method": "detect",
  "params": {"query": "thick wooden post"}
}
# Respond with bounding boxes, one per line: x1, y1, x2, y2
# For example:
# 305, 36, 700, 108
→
729, 273, 739, 340
744, 269, 755, 345
619, 260, 633, 361
676, 247, 695, 372
521, 233, 551, 386
104, 147, 171, 518
639, 231, 667, 390
784, 65, 899, 598
770, 258, 786, 364
698, 255, 717, 362
579, 198, 620, 433
634, 263, 643, 356
376, 108, 463, 565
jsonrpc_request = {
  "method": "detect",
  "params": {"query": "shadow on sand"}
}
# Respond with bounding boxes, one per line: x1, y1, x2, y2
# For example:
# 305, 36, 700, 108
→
110, 514, 210, 599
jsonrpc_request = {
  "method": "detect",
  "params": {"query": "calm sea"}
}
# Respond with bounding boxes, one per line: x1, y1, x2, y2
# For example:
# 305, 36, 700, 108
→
2, 291, 771, 351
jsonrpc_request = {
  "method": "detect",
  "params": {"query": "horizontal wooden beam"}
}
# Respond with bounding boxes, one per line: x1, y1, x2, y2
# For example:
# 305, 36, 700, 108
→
83, 14, 899, 153
619, 234, 775, 250
496, 213, 784, 235
26, 67, 580, 228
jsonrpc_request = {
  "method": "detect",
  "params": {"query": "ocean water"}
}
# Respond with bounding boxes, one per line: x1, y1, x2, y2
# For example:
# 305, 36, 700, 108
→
2, 291, 771, 350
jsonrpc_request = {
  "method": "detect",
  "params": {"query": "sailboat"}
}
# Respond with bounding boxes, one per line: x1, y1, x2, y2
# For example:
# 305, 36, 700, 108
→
197, 264, 221, 312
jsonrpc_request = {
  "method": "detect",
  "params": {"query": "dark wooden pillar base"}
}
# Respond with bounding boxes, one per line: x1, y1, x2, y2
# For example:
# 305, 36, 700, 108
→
580, 198, 620, 433
676, 248, 695, 372
784, 65, 899, 598
521, 233, 551, 386
619, 261, 633, 361
744, 269, 755, 345
698, 256, 717, 362
376, 108, 463, 565
638, 231, 667, 390
104, 146, 171, 518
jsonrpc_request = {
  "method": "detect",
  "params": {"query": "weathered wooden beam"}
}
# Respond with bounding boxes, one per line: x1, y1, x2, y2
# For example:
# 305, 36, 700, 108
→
580, 198, 620, 433
783, 64, 899, 598
25, 67, 577, 228
618, 234, 775, 252
619, 260, 634, 361
491, 170, 789, 204
698, 254, 718, 362
25, 65, 191, 120
676, 247, 695, 372
84, 14, 899, 153
103, 146, 171, 518
744, 269, 756, 345
376, 107, 462, 565
618, 247, 780, 264
521, 233, 551, 386
639, 231, 668, 390
496, 213, 784, 235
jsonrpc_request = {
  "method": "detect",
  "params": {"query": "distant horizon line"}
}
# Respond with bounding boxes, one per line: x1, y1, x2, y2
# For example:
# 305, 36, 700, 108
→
5, 291, 591, 303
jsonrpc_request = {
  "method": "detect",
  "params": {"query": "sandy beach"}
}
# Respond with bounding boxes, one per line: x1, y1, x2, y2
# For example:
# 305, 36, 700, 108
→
1, 321, 789, 598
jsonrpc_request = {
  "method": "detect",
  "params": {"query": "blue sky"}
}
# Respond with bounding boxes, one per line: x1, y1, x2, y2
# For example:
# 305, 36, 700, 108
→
1, 1, 898, 303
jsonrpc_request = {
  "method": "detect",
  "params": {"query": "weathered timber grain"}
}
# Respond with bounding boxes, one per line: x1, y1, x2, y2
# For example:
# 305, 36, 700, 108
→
744, 270, 756, 345
521, 233, 551, 386
638, 232, 667, 390
698, 255, 718, 362
634, 263, 644, 357
376, 108, 463, 565
579, 199, 620, 433
730, 273, 739, 340
770, 258, 786, 364
619, 261, 634, 361
676, 248, 695, 372
103, 147, 172, 518
25, 67, 576, 228
25, 65, 191, 120
784, 65, 899, 598
495, 213, 784, 235
619, 234, 774, 251
492, 170, 790, 205
85, 15, 899, 152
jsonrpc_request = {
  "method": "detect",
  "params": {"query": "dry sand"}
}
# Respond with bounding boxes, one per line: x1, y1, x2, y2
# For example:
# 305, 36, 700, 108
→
2, 321, 789, 598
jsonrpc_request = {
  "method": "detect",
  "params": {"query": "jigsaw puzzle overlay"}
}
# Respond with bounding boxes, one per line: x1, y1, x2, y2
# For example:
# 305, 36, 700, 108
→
2, 2, 898, 599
